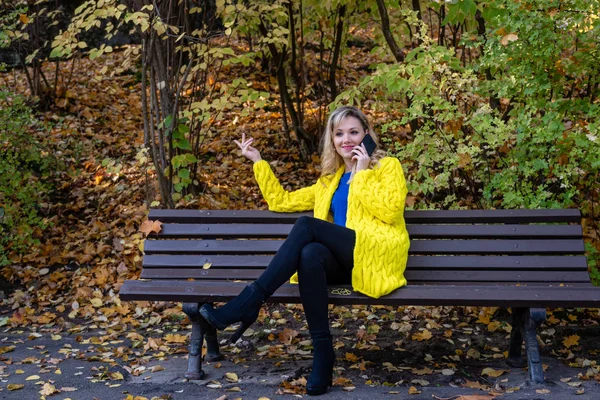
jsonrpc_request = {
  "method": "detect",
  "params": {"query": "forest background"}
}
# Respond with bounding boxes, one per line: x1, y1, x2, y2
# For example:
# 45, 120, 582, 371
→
0, 0, 599, 393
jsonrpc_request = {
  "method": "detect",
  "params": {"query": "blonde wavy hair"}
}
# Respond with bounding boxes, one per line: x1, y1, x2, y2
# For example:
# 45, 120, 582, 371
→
320, 106, 387, 178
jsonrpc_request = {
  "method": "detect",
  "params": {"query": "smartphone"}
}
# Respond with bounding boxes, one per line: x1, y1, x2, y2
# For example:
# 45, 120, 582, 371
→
360, 133, 377, 156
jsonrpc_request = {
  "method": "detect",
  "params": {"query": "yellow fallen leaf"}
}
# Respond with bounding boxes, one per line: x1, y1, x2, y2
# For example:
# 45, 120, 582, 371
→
110, 371, 124, 380
90, 298, 103, 308
481, 367, 508, 378
55, 369, 62, 374
26, 374, 40, 380
151, 365, 165, 372
52, 334, 62, 340
408, 386, 421, 394
536, 389, 551, 394
7, 384, 24, 390
0, 345, 16, 354
203, 262, 212, 269
487, 321, 501, 332
563, 334, 580, 349
226, 372, 239, 382
40, 383, 59, 396
16, 369, 25, 374
411, 329, 432, 341
164, 334, 187, 343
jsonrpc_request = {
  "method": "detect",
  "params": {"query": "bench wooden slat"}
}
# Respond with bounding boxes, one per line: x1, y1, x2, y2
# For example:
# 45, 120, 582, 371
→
153, 223, 583, 239
140, 268, 592, 283
148, 208, 582, 224
119, 280, 599, 307
144, 239, 585, 255
143, 254, 589, 271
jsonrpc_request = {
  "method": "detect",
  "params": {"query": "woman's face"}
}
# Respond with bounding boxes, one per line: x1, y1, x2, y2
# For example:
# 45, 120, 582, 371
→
333, 116, 367, 162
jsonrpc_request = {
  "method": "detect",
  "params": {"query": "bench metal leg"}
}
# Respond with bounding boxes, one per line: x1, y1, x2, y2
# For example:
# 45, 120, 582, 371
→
507, 307, 546, 383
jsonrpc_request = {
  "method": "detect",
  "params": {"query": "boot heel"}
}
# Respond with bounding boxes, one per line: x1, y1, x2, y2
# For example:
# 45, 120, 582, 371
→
230, 321, 251, 343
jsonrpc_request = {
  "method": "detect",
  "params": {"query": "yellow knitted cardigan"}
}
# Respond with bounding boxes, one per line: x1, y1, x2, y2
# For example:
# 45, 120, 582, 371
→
253, 157, 410, 299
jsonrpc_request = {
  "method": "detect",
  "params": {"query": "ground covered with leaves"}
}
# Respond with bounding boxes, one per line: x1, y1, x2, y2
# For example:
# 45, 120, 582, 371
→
1, 51, 600, 399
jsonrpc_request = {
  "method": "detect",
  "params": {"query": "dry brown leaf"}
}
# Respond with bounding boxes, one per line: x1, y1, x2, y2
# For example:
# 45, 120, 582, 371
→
500, 33, 519, 46
278, 328, 299, 345
139, 219, 163, 235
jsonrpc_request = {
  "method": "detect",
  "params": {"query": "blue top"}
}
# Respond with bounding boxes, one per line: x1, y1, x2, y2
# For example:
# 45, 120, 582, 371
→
331, 172, 351, 226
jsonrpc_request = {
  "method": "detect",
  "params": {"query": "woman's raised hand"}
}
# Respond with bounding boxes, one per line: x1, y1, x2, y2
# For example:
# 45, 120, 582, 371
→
234, 133, 262, 163
352, 143, 370, 172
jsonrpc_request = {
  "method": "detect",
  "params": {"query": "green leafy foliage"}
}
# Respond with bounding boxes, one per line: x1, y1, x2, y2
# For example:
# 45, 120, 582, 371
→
0, 92, 59, 265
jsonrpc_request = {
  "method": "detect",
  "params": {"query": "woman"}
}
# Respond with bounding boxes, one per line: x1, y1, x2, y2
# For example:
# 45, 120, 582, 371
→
200, 106, 410, 395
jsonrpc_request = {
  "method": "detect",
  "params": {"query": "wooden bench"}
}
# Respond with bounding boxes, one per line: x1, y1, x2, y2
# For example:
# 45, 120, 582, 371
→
119, 208, 599, 384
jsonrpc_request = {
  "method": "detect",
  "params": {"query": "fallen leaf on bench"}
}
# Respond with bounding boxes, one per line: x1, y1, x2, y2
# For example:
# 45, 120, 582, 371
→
227, 386, 242, 392
536, 389, 551, 394
481, 367, 508, 378
203, 262, 212, 269
563, 334, 580, 348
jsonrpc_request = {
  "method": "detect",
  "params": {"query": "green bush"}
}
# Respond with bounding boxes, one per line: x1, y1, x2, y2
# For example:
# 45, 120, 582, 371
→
335, 4, 599, 280
0, 92, 57, 265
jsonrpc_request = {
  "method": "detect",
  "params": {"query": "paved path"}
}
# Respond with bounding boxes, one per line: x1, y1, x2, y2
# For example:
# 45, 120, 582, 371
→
0, 329, 598, 400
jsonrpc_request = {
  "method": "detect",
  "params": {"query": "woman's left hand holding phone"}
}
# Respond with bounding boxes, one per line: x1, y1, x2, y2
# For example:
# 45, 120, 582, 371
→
234, 133, 262, 163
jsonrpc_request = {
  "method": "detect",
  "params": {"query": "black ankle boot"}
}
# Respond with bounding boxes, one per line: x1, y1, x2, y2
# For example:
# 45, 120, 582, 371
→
306, 336, 335, 396
199, 282, 267, 343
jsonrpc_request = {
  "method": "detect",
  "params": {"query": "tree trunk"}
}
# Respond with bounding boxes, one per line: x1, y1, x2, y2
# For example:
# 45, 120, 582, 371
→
376, 0, 404, 63
329, 4, 346, 101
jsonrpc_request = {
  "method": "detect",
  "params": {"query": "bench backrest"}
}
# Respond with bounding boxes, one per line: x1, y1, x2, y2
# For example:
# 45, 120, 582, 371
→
141, 209, 589, 287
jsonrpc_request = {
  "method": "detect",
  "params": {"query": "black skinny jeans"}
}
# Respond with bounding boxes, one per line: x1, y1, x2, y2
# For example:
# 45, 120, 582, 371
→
255, 216, 355, 339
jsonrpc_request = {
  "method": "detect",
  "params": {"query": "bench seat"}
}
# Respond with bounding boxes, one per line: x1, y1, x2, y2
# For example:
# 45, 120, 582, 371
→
120, 208, 599, 383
